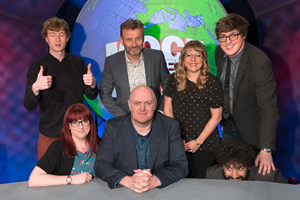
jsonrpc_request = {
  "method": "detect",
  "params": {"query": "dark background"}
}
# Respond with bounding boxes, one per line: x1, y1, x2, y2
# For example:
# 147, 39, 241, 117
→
0, 0, 299, 183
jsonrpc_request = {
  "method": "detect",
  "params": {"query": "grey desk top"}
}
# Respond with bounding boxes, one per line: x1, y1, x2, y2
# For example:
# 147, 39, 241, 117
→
1, 178, 299, 200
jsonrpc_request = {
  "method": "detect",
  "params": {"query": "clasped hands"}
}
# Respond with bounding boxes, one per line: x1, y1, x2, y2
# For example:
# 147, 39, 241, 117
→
120, 169, 161, 193
183, 139, 200, 153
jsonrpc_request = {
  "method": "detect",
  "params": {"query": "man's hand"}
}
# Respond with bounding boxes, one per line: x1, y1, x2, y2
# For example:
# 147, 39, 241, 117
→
120, 169, 161, 193
32, 65, 52, 95
83, 63, 96, 88
70, 172, 93, 184
119, 176, 149, 193
255, 150, 275, 175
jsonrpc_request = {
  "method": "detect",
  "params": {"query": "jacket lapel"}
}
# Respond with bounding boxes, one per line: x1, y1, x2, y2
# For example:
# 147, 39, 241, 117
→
233, 43, 249, 105
148, 115, 161, 170
119, 52, 131, 94
143, 49, 152, 87
121, 116, 138, 168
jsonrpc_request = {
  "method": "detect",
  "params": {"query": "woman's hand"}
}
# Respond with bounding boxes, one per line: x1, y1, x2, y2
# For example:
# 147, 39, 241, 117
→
71, 172, 93, 184
185, 140, 200, 153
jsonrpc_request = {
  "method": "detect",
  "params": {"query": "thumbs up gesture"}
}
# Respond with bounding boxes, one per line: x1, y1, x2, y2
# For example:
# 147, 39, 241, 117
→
83, 63, 96, 88
32, 66, 52, 96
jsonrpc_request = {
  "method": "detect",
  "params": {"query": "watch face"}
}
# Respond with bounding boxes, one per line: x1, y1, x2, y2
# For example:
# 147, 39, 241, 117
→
66, 177, 72, 183
263, 148, 272, 152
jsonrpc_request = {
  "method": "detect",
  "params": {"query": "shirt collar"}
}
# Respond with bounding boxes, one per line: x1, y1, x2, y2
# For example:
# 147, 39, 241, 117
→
223, 45, 245, 64
124, 51, 143, 66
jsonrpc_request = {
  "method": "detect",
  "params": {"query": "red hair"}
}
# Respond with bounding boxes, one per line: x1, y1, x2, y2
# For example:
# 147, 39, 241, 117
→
61, 103, 99, 157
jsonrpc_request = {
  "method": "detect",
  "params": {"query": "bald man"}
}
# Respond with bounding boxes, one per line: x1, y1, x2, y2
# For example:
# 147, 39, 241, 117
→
94, 85, 188, 193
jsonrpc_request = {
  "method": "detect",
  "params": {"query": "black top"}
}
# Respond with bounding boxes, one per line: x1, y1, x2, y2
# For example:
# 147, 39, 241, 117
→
37, 140, 74, 175
24, 53, 98, 138
164, 73, 223, 151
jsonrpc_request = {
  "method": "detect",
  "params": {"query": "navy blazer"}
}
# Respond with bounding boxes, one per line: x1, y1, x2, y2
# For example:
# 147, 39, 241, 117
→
215, 42, 279, 150
99, 48, 170, 117
94, 112, 188, 189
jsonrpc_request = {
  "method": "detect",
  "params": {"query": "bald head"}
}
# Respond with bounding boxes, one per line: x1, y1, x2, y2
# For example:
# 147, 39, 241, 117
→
128, 85, 157, 127
129, 85, 156, 102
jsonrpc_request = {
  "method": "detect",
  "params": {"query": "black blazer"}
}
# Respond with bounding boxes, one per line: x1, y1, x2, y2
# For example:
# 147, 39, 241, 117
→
94, 112, 188, 189
100, 48, 170, 117
215, 42, 279, 150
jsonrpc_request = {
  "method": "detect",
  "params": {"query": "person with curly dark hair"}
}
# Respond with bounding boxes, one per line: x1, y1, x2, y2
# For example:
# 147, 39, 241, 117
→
205, 140, 288, 183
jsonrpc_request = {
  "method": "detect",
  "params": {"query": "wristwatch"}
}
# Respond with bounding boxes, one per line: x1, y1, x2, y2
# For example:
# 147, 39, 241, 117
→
195, 140, 201, 147
66, 175, 72, 184
262, 148, 272, 153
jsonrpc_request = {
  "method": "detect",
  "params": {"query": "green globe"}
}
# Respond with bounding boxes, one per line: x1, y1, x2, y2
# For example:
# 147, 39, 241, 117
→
72, 0, 226, 124
138, 0, 226, 76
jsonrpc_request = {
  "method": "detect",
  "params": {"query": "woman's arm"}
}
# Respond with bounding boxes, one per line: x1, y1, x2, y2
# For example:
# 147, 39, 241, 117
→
186, 107, 223, 153
164, 96, 174, 118
28, 166, 92, 187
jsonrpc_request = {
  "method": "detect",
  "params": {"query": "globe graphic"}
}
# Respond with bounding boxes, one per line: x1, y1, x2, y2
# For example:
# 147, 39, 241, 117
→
70, 0, 226, 134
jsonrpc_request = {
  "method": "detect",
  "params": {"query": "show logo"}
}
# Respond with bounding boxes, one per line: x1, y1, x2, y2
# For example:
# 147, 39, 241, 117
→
70, 0, 226, 133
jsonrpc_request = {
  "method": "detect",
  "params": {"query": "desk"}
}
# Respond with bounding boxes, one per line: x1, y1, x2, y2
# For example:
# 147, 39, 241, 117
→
1, 178, 299, 200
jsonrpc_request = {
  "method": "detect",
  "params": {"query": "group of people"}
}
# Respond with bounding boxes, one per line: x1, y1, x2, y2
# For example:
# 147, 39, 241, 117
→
25, 13, 290, 192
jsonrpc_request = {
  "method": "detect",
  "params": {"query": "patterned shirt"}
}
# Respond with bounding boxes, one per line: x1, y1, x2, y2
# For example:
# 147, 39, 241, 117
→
164, 73, 224, 152
71, 148, 96, 176
125, 52, 146, 91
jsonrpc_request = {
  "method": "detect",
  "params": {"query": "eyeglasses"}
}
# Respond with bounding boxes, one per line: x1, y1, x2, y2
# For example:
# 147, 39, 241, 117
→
218, 33, 241, 42
70, 120, 90, 127
185, 53, 202, 60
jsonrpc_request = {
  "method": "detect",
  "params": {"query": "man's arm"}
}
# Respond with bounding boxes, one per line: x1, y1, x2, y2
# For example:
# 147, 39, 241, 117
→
252, 165, 288, 183
81, 60, 98, 100
252, 52, 279, 175
152, 121, 189, 188
205, 165, 224, 179
24, 63, 44, 111
157, 51, 170, 111
99, 58, 127, 117
94, 120, 129, 189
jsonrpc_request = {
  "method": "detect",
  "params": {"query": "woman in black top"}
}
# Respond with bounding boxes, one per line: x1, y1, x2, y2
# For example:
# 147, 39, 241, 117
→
28, 103, 100, 187
164, 40, 223, 178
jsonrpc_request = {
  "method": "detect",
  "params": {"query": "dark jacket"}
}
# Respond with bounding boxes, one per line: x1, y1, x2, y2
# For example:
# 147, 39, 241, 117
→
205, 164, 288, 183
215, 43, 279, 150
100, 48, 170, 117
94, 112, 188, 189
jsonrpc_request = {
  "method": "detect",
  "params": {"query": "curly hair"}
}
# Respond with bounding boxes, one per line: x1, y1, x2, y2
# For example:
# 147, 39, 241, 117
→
175, 40, 210, 91
216, 140, 256, 168
41, 17, 71, 39
215, 13, 249, 39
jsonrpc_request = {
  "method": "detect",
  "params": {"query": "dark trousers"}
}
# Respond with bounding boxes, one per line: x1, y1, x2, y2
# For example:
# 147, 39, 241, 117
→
221, 117, 243, 143
186, 149, 216, 178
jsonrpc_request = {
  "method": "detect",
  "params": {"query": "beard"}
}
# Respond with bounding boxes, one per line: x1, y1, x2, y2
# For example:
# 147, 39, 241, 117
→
222, 169, 250, 180
125, 45, 143, 56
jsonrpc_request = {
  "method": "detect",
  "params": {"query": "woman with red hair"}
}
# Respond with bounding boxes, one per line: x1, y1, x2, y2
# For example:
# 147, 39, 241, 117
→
28, 103, 100, 187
